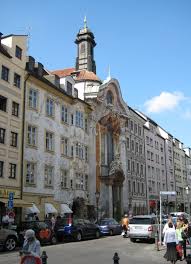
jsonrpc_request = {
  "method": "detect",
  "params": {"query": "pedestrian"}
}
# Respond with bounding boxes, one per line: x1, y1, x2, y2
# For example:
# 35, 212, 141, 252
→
54, 215, 62, 233
121, 214, 129, 236
181, 217, 189, 259
2, 212, 10, 228
34, 213, 39, 221
163, 222, 178, 264
51, 214, 56, 230
163, 216, 175, 236
21, 229, 41, 264
175, 220, 184, 260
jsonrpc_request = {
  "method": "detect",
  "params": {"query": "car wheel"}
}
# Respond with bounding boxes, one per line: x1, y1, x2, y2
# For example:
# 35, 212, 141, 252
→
76, 232, 82, 242
130, 238, 136, 243
95, 230, 100, 239
51, 235, 57, 245
109, 230, 113, 236
4, 236, 17, 251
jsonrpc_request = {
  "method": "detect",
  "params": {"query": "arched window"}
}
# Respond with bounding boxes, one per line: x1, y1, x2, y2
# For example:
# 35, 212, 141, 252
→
106, 91, 113, 104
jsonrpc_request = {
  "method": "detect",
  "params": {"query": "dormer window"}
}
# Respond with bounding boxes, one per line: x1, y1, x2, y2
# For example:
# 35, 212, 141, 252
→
15, 45, 22, 60
66, 81, 72, 96
106, 91, 113, 104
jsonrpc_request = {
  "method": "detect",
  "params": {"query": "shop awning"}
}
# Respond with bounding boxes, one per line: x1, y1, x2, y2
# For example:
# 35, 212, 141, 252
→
0, 198, 33, 208
60, 204, 73, 214
26, 203, 40, 214
45, 203, 57, 214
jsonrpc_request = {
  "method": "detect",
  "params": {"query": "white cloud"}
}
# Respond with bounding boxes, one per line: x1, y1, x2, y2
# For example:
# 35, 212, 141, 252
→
144, 91, 185, 113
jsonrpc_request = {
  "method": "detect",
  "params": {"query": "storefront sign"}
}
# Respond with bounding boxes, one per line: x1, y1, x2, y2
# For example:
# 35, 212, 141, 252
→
0, 188, 20, 199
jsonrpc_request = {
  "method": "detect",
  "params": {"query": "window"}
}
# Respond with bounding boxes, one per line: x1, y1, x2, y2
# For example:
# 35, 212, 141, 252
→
150, 138, 153, 147
71, 114, 74, 125
80, 43, 85, 54
133, 182, 136, 193
151, 152, 154, 161
9, 163, 16, 179
136, 163, 139, 174
130, 121, 134, 131
70, 179, 73, 189
12, 102, 19, 117
61, 137, 68, 156
61, 106, 68, 123
85, 175, 88, 190
76, 143, 83, 159
61, 169, 68, 189
10, 132, 18, 147
127, 159, 131, 171
14, 73, 21, 88
76, 173, 84, 190
142, 183, 144, 194
128, 180, 131, 192
139, 144, 143, 154
85, 118, 88, 133
131, 161, 135, 172
146, 136, 149, 145
66, 82, 72, 96
27, 125, 37, 146
15, 45, 22, 59
0, 128, 5, 144
46, 98, 54, 117
131, 140, 134, 151
106, 91, 113, 104
1, 66, 9, 81
26, 162, 36, 184
75, 111, 84, 128
140, 164, 143, 175
44, 165, 53, 187
29, 89, 38, 109
134, 124, 138, 134
147, 151, 150, 160
0, 161, 4, 177
71, 145, 74, 157
161, 156, 164, 165
138, 126, 142, 136
0, 95, 7, 112
127, 137, 130, 149
46, 131, 54, 151
85, 146, 88, 162
135, 142, 138, 153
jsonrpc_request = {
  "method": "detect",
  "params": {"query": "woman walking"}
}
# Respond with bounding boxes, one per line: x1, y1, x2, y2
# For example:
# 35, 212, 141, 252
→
164, 222, 178, 264
176, 220, 184, 260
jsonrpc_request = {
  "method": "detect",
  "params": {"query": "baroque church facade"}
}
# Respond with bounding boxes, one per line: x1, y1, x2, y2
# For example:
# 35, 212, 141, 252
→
54, 20, 148, 218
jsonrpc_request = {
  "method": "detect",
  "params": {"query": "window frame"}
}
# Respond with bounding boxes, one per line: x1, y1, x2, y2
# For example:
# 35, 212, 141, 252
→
0, 95, 7, 112
9, 163, 16, 179
14, 73, 21, 88
12, 101, 19, 117
0, 128, 5, 144
1, 65, 9, 82
10, 131, 18, 147
15, 45, 22, 60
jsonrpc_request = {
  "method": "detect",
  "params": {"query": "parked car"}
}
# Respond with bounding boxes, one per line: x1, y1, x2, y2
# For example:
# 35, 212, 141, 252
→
56, 218, 101, 242
17, 221, 57, 246
99, 218, 122, 236
170, 212, 189, 219
128, 215, 159, 243
0, 226, 18, 251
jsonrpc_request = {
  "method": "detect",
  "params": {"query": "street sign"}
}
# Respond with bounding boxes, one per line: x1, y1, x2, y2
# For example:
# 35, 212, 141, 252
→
160, 191, 176, 195
8, 200, 14, 209
9, 192, 14, 200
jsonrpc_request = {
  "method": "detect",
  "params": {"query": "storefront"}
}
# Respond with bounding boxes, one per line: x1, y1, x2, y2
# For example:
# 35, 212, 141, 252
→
0, 188, 32, 224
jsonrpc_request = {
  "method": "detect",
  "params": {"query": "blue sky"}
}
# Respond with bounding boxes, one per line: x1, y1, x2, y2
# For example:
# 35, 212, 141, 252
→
1, 0, 191, 146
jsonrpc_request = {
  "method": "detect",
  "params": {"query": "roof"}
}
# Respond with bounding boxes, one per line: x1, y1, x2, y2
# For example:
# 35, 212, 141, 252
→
51, 68, 101, 83
0, 44, 12, 58
1, 34, 27, 39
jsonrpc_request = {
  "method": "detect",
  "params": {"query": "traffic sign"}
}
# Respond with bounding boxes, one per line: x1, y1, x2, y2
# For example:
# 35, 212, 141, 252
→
8, 200, 14, 209
9, 192, 14, 200
160, 191, 176, 195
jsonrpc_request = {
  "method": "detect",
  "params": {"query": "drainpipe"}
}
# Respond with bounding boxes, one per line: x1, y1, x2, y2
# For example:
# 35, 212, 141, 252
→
20, 73, 30, 202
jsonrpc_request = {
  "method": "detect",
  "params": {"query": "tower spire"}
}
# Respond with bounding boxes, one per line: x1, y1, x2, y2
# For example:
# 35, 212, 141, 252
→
84, 16, 87, 29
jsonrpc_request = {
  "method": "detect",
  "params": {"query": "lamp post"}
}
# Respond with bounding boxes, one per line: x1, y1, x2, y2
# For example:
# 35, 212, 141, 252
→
95, 191, 100, 223
185, 186, 190, 217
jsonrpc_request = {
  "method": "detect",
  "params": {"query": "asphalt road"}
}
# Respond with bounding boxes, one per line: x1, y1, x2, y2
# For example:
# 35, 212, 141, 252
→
0, 236, 166, 264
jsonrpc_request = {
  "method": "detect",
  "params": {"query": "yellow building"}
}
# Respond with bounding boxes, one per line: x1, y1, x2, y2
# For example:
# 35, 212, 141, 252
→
0, 33, 31, 223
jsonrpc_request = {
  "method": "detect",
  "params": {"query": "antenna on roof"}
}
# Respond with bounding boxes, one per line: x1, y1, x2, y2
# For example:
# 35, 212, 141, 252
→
26, 26, 31, 52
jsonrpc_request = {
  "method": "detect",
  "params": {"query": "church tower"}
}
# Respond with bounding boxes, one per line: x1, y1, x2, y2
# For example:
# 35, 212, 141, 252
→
75, 17, 96, 74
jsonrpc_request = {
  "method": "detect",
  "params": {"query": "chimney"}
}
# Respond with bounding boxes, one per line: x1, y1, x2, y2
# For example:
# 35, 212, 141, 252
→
0, 32, 3, 47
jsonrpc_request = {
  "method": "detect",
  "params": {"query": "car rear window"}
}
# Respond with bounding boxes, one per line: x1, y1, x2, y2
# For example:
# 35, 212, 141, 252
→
129, 218, 152, 225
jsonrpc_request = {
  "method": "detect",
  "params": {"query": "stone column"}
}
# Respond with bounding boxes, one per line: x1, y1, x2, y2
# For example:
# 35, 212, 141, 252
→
109, 185, 113, 217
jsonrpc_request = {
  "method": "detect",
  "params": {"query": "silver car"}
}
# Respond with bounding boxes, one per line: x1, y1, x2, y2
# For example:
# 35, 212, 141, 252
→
0, 226, 18, 251
128, 215, 159, 243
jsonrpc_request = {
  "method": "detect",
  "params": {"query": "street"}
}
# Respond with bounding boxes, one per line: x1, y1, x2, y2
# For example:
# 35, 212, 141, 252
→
0, 236, 166, 264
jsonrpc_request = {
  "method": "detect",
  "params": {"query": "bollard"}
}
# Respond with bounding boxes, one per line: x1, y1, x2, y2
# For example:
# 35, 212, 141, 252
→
113, 252, 120, 264
155, 232, 159, 251
41, 250, 48, 264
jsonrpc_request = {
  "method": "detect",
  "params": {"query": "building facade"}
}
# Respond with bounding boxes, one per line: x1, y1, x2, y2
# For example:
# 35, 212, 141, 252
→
0, 34, 29, 223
